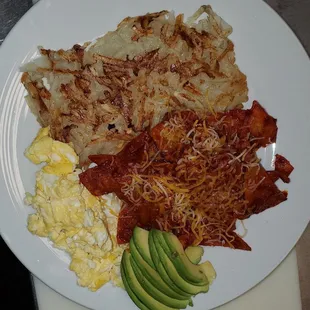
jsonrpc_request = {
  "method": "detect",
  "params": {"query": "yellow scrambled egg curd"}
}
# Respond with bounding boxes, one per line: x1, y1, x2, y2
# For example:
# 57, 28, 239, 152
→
25, 127, 125, 291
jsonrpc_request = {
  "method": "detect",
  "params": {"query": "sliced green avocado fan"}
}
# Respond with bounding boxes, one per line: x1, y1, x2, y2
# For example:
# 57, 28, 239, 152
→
120, 227, 216, 310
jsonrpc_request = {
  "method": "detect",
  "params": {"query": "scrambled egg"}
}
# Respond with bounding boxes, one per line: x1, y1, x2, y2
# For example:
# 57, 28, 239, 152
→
25, 127, 126, 291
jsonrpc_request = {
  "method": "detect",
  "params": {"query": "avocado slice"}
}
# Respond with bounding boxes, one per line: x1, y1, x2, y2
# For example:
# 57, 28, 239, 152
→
130, 256, 190, 309
120, 263, 150, 310
148, 230, 192, 298
200, 261, 216, 285
121, 251, 178, 310
157, 260, 193, 298
185, 246, 204, 265
155, 230, 208, 285
133, 227, 155, 269
150, 230, 209, 295
130, 239, 190, 300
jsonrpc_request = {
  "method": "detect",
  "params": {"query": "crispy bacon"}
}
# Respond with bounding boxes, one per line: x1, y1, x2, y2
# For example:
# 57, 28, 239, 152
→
117, 202, 160, 244
265, 154, 294, 184
79, 164, 125, 197
117, 203, 140, 244
266, 170, 280, 183
274, 154, 294, 183
151, 110, 201, 161
89, 131, 152, 166
206, 100, 278, 148
80, 132, 153, 197
80, 101, 293, 250
200, 232, 252, 251
243, 165, 287, 219
248, 101, 278, 146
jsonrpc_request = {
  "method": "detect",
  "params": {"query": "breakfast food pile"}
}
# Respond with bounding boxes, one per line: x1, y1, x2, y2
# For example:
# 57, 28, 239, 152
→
22, 5, 293, 310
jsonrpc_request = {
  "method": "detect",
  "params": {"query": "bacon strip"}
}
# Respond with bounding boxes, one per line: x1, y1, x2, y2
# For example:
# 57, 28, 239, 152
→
243, 165, 287, 220
274, 154, 294, 183
80, 101, 292, 251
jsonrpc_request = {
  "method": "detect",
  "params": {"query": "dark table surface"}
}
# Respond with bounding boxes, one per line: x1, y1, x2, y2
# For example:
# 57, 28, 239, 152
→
0, 3, 37, 308
0, 1, 309, 309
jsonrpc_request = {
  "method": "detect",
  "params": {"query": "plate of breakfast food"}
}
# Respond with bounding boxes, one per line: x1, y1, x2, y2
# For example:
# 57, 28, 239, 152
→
0, 0, 310, 309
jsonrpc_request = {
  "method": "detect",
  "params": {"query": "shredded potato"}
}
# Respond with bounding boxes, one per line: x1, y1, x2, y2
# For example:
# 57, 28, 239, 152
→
21, 6, 248, 166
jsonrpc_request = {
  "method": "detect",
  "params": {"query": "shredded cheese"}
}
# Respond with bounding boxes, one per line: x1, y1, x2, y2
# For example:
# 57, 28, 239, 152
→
120, 112, 261, 248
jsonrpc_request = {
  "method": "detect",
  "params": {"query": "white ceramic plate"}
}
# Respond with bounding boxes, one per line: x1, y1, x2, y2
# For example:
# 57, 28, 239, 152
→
0, 0, 310, 309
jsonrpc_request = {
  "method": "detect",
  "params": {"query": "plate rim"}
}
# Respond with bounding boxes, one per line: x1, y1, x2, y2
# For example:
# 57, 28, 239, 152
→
0, 0, 310, 309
